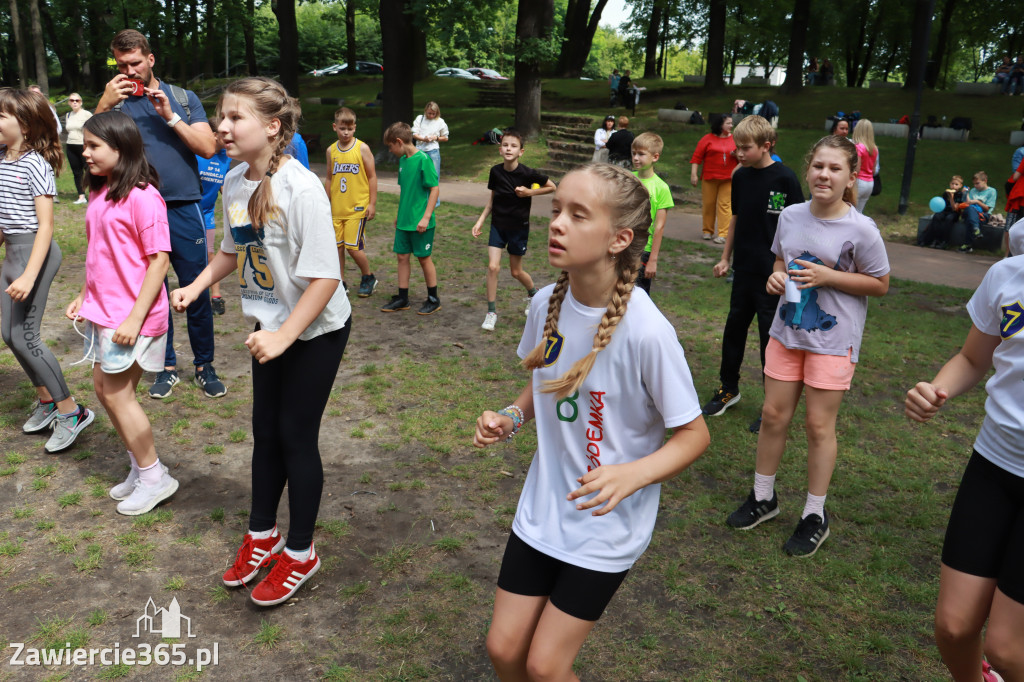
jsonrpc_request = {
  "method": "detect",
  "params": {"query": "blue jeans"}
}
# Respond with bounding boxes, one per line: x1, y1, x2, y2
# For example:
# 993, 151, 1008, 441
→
424, 148, 441, 206
164, 200, 214, 368
963, 205, 987, 246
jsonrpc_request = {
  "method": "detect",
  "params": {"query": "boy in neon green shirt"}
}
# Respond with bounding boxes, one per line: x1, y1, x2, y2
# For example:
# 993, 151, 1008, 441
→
631, 132, 673, 295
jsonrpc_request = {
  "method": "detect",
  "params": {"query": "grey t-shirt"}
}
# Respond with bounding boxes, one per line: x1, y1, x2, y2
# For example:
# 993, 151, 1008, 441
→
769, 202, 890, 363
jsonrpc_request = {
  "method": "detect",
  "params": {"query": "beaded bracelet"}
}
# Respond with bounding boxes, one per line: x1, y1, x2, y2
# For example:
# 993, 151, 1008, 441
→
497, 404, 525, 442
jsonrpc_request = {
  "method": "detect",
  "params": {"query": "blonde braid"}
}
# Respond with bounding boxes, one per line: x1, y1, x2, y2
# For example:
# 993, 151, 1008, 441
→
522, 271, 569, 370
540, 264, 636, 398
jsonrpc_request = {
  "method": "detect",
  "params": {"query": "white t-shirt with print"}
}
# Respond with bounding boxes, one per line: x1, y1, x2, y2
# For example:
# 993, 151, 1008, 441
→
769, 202, 889, 363
967, 255, 1024, 477
221, 158, 350, 340
513, 284, 702, 573
412, 115, 449, 153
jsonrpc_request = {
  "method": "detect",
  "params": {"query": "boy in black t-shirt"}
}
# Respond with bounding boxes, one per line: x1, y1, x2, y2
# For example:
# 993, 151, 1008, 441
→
702, 115, 804, 433
471, 128, 556, 331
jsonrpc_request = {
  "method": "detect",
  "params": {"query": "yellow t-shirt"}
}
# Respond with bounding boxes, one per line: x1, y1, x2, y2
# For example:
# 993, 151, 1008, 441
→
327, 139, 370, 218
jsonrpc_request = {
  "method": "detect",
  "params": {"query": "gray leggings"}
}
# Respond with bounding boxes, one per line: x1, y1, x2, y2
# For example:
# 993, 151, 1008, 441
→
0, 232, 70, 403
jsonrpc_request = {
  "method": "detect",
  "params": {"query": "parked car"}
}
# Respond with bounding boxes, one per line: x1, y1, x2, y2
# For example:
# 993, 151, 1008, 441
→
434, 67, 480, 80
311, 63, 346, 77
354, 61, 383, 75
467, 67, 507, 80
311, 61, 383, 77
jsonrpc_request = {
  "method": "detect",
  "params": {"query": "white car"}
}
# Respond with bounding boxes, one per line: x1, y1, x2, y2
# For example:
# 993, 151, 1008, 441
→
434, 67, 480, 80
311, 63, 346, 77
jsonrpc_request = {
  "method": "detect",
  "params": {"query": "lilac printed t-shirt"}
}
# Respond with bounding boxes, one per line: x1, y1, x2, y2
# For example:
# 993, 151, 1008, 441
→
79, 185, 171, 336
769, 202, 889, 363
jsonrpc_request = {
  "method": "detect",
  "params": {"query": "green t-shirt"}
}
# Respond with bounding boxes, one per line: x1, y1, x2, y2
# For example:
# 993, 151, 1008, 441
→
634, 171, 674, 252
397, 151, 439, 231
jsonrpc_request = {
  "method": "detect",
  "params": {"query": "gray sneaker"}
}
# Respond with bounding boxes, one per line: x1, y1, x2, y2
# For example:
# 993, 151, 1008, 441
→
23, 400, 58, 433
110, 463, 170, 501
44, 407, 95, 453
116, 470, 179, 516
149, 370, 180, 399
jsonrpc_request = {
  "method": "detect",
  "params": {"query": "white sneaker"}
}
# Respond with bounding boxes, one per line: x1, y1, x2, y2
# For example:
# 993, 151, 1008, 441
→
116, 470, 179, 516
109, 463, 169, 501
481, 312, 497, 331
73, 197, 88, 205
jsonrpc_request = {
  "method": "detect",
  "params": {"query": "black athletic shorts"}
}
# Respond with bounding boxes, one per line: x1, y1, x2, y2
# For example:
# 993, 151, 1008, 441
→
942, 450, 1024, 605
496, 531, 629, 621
488, 224, 529, 256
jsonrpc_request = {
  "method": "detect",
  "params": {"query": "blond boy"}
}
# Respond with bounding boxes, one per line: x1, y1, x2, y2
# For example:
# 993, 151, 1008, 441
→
631, 132, 673, 295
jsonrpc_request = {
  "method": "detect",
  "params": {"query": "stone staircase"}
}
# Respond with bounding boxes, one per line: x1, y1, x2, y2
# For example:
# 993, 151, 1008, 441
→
470, 81, 515, 108
539, 113, 694, 205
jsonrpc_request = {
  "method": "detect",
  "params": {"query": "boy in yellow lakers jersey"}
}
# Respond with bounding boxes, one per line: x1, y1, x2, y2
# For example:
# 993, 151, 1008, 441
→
326, 107, 378, 296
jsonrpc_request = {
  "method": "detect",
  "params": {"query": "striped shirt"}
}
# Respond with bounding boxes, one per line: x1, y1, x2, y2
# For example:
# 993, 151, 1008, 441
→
0, 151, 55, 234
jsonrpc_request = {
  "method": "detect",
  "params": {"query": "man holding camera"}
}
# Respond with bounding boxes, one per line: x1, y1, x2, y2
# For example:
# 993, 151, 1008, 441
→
95, 29, 226, 400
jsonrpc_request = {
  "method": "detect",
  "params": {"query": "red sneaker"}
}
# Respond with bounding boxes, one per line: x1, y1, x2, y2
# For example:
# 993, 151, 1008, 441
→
249, 544, 321, 607
222, 529, 285, 587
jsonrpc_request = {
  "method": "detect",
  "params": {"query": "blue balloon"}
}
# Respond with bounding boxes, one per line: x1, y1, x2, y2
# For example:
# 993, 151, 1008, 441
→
929, 196, 946, 213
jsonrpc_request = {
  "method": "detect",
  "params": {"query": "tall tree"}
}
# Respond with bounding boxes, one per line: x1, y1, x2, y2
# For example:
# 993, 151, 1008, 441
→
642, 0, 663, 78
345, 0, 356, 75
27, 0, 46, 90
555, 0, 609, 78
703, 0, 726, 91
514, 0, 553, 139
272, 0, 299, 95
927, 0, 957, 88
8, 0, 27, 86
244, 0, 258, 74
904, 0, 933, 91
781, 0, 811, 93
379, 0, 414, 147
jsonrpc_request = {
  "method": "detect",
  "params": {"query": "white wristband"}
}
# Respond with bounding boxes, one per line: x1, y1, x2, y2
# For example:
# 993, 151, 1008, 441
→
166, 113, 182, 128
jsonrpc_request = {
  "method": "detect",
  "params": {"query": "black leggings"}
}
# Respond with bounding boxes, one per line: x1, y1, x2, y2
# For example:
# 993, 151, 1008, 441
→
65, 144, 86, 196
248, 321, 349, 550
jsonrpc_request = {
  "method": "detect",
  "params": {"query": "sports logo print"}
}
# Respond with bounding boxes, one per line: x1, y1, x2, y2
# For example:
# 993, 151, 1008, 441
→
543, 330, 564, 367
1000, 301, 1024, 339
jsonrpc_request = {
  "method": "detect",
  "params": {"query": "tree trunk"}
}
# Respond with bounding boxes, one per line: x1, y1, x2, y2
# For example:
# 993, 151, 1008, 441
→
643, 1, 662, 79
854, 6, 884, 87
780, 0, 811, 94
514, 0, 553, 139
379, 0, 414, 147
244, 0, 258, 75
204, 0, 216, 78
413, 26, 428, 81
554, 0, 607, 78
345, 0, 356, 75
272, 0, 299, 95
190, 0, 200, 79
703, 0, 726, 92
904, 0, 934, 92
40, 2, 75, 92
844, 0, 869, 86
27, 0, 46, 91
927, 0, 957, 88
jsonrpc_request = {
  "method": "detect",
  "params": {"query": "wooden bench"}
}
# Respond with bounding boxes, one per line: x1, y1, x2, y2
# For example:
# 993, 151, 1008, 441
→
918, 215, 1005, 250
921, 127, 969, 142
955, 82, 1001, 95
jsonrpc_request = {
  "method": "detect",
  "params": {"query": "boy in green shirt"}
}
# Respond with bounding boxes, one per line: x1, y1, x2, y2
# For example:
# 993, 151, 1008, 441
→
631, 132, 674, 295
380, 122, 442, 315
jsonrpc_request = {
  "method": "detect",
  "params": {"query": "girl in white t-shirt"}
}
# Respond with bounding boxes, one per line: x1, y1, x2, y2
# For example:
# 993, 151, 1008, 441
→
906, 256, 1024, 682
65, 111, 175, 516
725, 135, 890, 558
171, 77, 351, 608
412, 101, 448, 206
474, 163, 709, 680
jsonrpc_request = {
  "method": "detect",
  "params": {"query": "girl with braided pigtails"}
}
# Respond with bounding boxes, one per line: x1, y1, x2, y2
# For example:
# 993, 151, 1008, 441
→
171, 78, 351, 607
474, 163, 709, 681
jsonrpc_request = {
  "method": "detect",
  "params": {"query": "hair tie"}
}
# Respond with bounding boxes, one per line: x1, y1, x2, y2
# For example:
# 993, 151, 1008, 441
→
266, 170, 275, 178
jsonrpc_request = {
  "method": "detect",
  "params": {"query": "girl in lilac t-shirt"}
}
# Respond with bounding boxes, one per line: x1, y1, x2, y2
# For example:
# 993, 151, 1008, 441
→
724, 135, 890, 558
65, 111, 178, 517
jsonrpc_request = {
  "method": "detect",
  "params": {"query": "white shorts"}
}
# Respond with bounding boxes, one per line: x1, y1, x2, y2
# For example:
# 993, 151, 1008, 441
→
81, 320, 167, 374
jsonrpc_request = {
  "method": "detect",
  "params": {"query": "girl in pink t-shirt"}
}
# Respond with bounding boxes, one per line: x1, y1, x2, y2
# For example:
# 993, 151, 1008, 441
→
65, 111, 177, 517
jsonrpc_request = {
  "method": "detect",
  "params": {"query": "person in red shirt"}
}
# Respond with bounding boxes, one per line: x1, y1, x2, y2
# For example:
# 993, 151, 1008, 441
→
691, 113, 738, 243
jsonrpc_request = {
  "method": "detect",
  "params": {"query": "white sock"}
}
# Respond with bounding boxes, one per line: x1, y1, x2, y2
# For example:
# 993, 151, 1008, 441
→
138, 459, 163, 487
248, 526, 277, 540
284, 545, 312, 562
127, 451, 139, 472
753, 472, 776, 501
802, 492, 827, 519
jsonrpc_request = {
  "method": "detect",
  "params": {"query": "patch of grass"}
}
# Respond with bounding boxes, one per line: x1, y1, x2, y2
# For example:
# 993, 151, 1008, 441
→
57, 492, 83, 508
31, 478, 49, 491
357, 472, 372, 484
35, 520, 55, 531
33, 464, 58, 477
251, 619, 284, 650
5, 451, 27, 465
50, 532, 76, 554
371, 544, 415, 576
87, 609, 107, 627
201, 420, 216, 429
171, 418, 190, 435
12, 506, 33, 519
96, 664, 131, 679
164, 575, 187, 590
322, 663, 360, 681
431, 536, 463, 553
338, 581, 370, 599
73, 544, 103, 572
204, 444, 224, 455
0, 538, 24, 557
209, 507, 225, 523
229, 429, 247, 443
132, 508, 174, 529
315, 519, 351, 538
71, 449, 92, 461
208, 585, 231, 604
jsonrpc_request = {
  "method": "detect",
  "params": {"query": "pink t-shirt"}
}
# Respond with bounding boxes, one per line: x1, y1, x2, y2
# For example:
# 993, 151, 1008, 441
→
79, 184, 171, 336
855, 143, 878, 181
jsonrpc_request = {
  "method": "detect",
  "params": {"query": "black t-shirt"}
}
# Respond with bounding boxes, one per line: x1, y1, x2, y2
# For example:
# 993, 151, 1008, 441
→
605, 130, 634, 160
731, 162, 805, 275
487, 162, 549, 231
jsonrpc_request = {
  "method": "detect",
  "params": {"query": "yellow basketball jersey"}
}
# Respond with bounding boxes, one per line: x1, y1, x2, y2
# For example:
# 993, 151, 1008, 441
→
328, 139, 371, 217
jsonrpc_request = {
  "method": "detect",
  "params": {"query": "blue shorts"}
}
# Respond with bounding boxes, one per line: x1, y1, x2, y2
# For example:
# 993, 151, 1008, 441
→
488, 224, 529, 256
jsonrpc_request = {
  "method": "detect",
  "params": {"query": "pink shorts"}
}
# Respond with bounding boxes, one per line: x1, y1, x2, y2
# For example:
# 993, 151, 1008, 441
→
764, 337, 856, 391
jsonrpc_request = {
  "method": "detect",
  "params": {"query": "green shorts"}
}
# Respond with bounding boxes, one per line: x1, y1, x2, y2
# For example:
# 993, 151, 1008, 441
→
394, 228, 435, 258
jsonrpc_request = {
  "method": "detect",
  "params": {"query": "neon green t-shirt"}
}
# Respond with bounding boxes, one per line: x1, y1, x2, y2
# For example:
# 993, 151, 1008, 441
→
397, 151, 439, 231
634, 171, 674, 252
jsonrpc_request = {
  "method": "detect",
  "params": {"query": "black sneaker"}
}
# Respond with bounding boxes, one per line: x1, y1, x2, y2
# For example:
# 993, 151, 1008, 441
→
783, 511, 830, 557
417, 296, 442, 315
748, 416, 762, 434
701, 386, 741, 417
357, 274, 378, 297
727, 489, 780, 529
149, 370, 180, 399
195, 365, 227, 398
211, 297, 226, 315
381, 295, 410, 312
